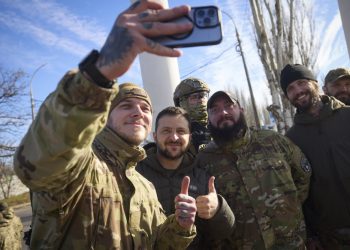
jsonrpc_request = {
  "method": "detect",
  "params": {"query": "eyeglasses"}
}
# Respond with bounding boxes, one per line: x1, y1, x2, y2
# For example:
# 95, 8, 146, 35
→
187, 92, 209, 102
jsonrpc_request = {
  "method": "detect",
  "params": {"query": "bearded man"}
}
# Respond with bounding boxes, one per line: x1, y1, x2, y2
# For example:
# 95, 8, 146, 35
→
280, 64, 350, 249
195, 90, 311, 249
137, 106, 234, 249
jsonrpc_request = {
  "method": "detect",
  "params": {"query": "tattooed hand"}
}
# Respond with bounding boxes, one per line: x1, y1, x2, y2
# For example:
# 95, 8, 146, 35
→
174, 176, 197, 229
96, 0, 193, 80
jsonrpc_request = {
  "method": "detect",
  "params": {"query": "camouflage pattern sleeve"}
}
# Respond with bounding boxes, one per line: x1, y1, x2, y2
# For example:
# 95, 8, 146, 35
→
153, 214, 196, 249
279, 135, 312, 203
13, 69, 117, 192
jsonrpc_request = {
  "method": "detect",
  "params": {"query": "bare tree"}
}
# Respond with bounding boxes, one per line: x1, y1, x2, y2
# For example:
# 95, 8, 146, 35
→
0, 66, 29, 158
0, 160, 14, 199
249, 0, 319, 133
225, 85, 270, 129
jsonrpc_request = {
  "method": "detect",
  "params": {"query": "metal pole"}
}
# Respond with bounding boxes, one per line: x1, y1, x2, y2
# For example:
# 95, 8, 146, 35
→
29, 64, 46, 121
235, 27, 261, 129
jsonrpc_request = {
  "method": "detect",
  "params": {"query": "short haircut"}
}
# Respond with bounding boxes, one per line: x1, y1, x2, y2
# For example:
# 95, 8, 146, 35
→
155, 106, 191, 132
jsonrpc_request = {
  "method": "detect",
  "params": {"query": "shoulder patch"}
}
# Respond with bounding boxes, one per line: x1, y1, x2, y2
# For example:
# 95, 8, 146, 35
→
301, 157, 312, 173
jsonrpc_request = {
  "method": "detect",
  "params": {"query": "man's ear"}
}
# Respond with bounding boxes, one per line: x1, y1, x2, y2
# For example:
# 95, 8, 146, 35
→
153, 131, 157, 141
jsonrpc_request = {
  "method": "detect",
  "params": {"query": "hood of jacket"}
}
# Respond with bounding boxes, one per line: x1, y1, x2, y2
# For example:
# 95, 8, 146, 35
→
93, 126, 146, 168
139, 143, 195, 175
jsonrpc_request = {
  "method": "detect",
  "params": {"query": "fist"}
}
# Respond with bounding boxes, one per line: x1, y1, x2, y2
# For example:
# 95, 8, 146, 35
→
174, 176, 197, 229
196, 176, 219, 219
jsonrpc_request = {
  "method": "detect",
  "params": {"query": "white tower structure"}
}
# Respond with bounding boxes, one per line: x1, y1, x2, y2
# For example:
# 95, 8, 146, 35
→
338, 0, 350, 58
130, 0, 181, 124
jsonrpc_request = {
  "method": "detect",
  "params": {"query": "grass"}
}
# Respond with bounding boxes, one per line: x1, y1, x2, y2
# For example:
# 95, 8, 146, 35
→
0, 192, 30, 207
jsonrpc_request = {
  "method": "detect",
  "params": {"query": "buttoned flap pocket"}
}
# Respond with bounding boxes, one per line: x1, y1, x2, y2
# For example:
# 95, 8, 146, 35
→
91, 187, 123, 248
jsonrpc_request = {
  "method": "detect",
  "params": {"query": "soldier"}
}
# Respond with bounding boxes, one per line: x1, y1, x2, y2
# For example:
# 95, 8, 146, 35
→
323, 67, 350, 105
280, 64, 350, 249
195, 90, 311, 249
173, 77, 211, 152
13, 1, 198, 249
137, 106, 235, 249
0, 202, 23, 250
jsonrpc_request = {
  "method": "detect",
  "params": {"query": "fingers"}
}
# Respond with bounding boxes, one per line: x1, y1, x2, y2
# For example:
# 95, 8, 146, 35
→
126, 0, 165, 14
175, 176, 196, 229
208, 176, 216, 194
136, 5, 191, 23
174, 195, 196, 229
180, 176, 190, 195
196, 177, 219, 219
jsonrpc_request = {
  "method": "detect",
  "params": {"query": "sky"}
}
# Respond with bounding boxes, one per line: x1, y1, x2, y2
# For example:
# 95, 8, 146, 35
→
0, 0, 349, 136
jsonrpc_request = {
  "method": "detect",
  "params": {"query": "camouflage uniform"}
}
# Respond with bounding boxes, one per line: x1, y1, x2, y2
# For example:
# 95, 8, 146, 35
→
0, 202, 23, 250
14, 70, 195, 249
196, 129, 311, 249
174, 78, 211, 152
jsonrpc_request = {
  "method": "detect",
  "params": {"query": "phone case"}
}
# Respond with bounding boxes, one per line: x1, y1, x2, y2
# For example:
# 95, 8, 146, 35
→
154, 6, 223, 48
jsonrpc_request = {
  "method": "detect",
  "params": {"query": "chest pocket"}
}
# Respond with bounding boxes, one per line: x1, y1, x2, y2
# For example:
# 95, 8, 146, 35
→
90, 186, 124, 248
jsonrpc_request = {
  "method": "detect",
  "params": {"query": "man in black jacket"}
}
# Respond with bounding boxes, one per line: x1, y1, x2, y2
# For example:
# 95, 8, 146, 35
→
280, 64, 350, 250
137, 106, 234, 249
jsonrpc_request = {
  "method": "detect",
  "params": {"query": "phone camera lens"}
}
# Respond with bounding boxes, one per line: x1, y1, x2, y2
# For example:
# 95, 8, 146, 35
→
197, 9, 205, 17
208, 9, 215, 17
204, 17, 211, 26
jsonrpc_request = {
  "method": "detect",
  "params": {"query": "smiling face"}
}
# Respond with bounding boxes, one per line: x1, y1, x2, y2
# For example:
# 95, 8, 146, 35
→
154, 114, 190, 160
286, 79, 320, 112
208, 95, 242, 129
323, 77, 350, 105
107, 97, 152, 145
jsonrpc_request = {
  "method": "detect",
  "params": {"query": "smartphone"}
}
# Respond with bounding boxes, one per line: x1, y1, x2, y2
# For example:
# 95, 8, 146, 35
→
154, 6, 223, 48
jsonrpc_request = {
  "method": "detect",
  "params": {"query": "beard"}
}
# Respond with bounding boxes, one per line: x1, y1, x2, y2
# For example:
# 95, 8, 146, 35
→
334, 93, 350, 105
157, 141, 189, 160
291, 88, 319, 113
208, 113, 248, 146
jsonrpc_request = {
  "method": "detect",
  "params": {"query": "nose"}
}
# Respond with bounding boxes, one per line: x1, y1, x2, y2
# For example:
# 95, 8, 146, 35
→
131, 105, 144, 118
170, 132, 179, 141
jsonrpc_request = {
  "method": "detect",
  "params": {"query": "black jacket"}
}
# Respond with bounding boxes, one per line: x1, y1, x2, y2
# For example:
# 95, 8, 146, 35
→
190, 121, 211, 153
137, 143, 235, 249
287, 95, 350, 236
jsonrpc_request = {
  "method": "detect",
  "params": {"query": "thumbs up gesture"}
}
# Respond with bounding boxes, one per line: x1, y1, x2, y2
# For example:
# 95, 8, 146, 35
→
174, 176, 197, 229
196, 176, 219, 219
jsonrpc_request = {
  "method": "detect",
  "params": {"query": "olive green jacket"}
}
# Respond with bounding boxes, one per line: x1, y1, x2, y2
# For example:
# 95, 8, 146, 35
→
196, 129, 311, 249
14, 70, 195, 249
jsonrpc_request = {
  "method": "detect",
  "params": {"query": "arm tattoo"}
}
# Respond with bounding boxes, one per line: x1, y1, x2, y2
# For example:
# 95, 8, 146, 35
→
146, 38, 157, 49
142, 22, 153, 30
97, 26, 134, 68
138, 11, 149, 20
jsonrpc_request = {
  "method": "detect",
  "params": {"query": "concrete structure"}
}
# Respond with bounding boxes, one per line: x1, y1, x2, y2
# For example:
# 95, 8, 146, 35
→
338, 0, 350, 58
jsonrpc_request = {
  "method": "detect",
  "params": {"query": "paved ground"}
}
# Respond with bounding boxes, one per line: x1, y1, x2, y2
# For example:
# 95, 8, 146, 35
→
14, 203, 31, 250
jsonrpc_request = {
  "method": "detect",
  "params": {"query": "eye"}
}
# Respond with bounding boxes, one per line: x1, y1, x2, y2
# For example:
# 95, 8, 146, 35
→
141, 104, 151, 113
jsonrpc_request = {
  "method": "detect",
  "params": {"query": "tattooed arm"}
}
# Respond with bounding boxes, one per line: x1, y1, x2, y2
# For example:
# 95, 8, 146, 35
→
96, 0, 193, 80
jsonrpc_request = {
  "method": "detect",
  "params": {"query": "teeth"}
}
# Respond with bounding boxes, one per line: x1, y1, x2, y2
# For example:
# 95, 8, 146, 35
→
297, 94, 306, 100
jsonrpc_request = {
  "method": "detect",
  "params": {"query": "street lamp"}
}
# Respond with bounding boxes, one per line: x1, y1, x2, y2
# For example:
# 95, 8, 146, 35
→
29, 64, 46, 121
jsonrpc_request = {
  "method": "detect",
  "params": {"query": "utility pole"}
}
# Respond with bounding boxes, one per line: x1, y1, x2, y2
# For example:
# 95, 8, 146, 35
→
235, 26, 261, 129
29, 64, 46, 121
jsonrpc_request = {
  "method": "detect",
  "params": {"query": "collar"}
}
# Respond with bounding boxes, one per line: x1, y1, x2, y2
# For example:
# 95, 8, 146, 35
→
93, 126, 146, 167
294, 95, 346, 124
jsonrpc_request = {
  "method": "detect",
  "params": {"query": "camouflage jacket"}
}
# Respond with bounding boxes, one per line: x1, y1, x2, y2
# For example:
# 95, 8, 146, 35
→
0, 207, 23, 250
195, 129, 311, 249
14, 70, 195, 249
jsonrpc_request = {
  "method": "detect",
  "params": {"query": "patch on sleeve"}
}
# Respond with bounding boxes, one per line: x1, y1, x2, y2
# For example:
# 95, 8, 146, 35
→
301, 157, 312, 173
